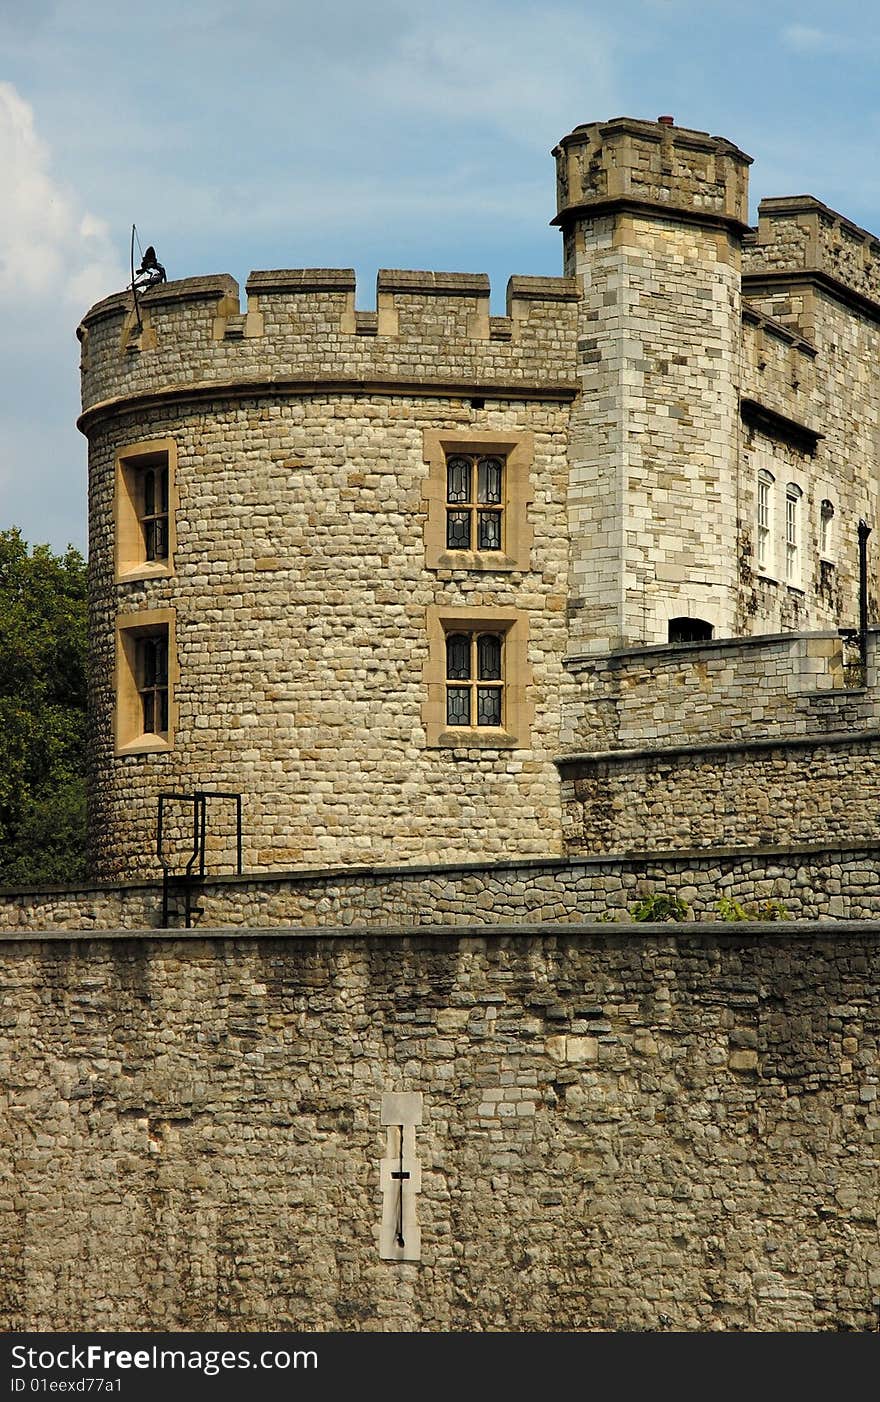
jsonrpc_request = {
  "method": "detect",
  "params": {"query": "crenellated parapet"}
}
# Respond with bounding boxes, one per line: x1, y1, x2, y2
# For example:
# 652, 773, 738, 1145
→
744, 195, 880, 320
77, 268, 580, 428
552, 115, 752, 236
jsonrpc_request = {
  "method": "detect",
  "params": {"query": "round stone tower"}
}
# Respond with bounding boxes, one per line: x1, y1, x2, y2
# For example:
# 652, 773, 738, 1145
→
78, 265, 579, 879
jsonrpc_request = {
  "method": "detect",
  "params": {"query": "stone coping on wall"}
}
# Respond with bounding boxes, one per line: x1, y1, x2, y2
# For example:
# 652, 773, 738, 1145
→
2, 837, 879, 902
565, 626, 865, 669
556, 726, 880, 772
2, 918, 879, 944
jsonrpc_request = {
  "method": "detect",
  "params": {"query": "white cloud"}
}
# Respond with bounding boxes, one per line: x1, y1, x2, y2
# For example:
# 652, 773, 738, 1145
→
0, 81, 124, 307
781, 24, 848, 55
369, 4, 616, 148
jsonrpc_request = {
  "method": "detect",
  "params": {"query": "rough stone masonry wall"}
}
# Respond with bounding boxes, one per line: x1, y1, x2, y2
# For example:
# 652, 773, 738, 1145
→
78, 271, 578, 417
81, 270, 579, 880
1, 926, 879, 1332
559, 632, 880, 855
5, 840, 880, 930
87, 390, 573, 880
562, 736, 880, 854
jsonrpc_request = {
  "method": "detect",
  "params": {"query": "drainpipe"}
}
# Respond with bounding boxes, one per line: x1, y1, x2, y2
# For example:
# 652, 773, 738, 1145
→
858, 518, 871, 682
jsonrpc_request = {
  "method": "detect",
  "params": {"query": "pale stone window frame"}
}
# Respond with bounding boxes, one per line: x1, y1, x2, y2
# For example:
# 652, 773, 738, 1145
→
422, 605, 532, 748
785, 481, 804, 588
756, 466, 775, 578
423, 429, 534, 572
115, 608, 178, 755
819, 497, 835, 562
115, 438, 178, 582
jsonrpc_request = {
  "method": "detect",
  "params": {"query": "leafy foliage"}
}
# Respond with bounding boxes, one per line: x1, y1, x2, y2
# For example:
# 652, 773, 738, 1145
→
715, 895, 790, 922
0, 529, 88, 884
629, 891, 690, 922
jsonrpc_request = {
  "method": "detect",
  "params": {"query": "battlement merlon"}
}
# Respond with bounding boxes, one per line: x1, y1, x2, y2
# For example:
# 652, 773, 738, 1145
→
76, 269, 580, 423
552, 116, 752, 234
77, 268, 580, 338
743, 195, 880, 316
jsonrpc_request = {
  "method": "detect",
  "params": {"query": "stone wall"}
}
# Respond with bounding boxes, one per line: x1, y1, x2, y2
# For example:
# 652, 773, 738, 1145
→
741, 196, 880, 643
561, 735, 880, 855
2, 923, 879, 1332
86, 390, 574, 879
4, 840, 880, 930
78, 272, 579, 419
562, 629, 878, 754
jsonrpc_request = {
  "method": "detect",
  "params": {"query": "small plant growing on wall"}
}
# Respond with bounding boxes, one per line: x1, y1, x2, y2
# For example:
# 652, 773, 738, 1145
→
629, 892, 690, 922
716, 896, 790, 921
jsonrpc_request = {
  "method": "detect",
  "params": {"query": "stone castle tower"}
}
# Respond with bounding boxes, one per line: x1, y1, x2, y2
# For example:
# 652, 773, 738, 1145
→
5, 117, 880, 1336
77, 117, 880, 882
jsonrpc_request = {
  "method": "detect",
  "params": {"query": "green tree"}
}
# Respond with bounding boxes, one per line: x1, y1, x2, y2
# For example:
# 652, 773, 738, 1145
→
0, 528, 88, 885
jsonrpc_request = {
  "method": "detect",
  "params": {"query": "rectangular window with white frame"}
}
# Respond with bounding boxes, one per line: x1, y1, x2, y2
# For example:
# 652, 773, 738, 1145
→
756, 468, 774, 575
785, 483, 803, 586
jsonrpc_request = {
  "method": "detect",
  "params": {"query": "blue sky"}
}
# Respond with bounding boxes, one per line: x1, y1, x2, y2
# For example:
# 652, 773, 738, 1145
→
2, 0, 880, 554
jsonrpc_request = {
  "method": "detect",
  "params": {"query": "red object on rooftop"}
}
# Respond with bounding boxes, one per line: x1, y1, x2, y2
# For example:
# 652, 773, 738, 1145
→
658, 115, 675, 126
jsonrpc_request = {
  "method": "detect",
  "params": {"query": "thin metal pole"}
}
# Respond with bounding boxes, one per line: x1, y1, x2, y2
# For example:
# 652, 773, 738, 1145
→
859, 519, 871, 681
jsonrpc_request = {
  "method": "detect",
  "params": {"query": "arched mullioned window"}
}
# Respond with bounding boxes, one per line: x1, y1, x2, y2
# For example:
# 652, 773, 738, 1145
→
757, 468, 774, 573
668, 617, 714, 644
785, 483, 803, 585
820, 499, 835, 559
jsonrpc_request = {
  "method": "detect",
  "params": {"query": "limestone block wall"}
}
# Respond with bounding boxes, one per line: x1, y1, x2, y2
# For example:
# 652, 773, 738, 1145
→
563, 629, 879, 755
740, 199, 880, 642
554, 120, 750, 652
2, 925, 879, 1332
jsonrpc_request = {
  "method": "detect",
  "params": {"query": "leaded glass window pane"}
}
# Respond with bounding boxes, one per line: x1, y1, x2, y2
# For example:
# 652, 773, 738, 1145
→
446, 456, 471, 503
447, 687, 470, 725
139, 634, 169, 735
477, 512, 501, 550
477, 687, 501, 726
143, 638, 166, 687
446, 633, 471, 680
477, 457, 502, 504
477, 633, 502, 680
447, 510, 471, 549
140, 463, 169, 562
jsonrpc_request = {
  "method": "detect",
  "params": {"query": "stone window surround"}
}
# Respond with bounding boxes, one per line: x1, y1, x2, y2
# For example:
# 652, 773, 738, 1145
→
422, 604, 532, 748
819, 496, 836, 563
422, 429, 533, 572
114, 437, 178, 583
115, 608, 177, 756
